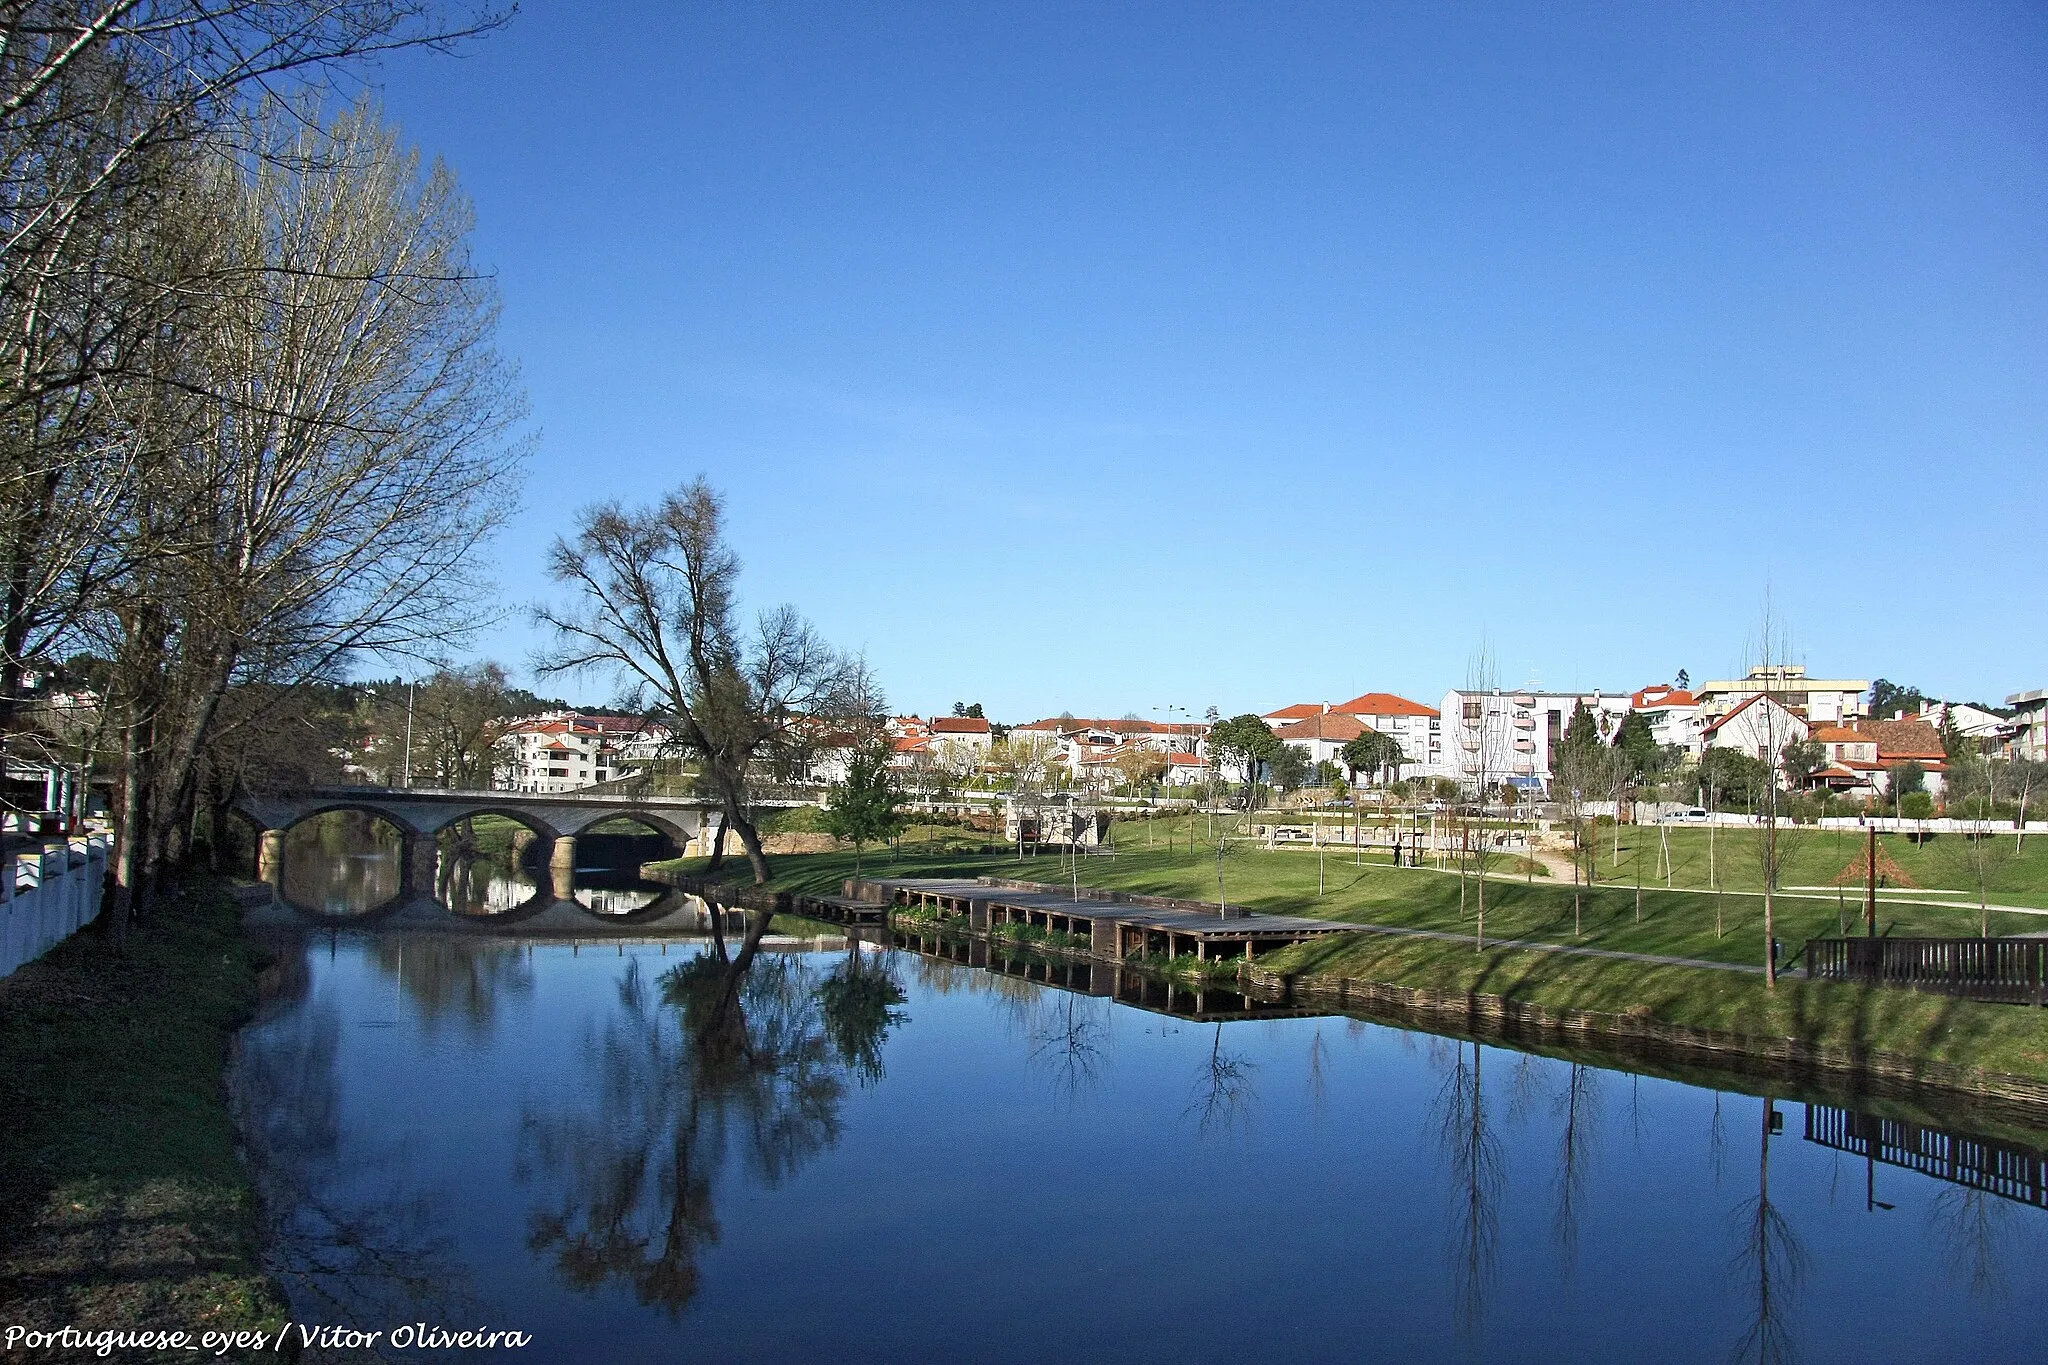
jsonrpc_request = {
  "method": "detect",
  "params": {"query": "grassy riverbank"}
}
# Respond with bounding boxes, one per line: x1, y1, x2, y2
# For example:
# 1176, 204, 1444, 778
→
652, 815, 2048, 1089
0, 877, 288, 1342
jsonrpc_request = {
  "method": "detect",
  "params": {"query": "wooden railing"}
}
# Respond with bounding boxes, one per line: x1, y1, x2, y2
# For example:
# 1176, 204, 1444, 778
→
1804, 935, 2047, 1005
1805, 1103, 2048, 1209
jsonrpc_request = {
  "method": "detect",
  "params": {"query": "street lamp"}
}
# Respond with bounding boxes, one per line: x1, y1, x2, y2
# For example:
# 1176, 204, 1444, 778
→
402, 678, 416, 788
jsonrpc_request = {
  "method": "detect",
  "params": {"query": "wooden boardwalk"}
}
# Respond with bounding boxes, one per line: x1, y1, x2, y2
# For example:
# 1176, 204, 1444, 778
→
890, 924, 1333, 1021
855, 876, 1361, 962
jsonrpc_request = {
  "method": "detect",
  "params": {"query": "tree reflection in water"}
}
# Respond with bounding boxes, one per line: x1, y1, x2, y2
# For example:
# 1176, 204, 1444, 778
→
232, 961, 475, 1336
1186, 1021, 1256, 1138
1433, 1038, 1504, 1336
1729, 1096, 1806, 1365
366, 937, 533, 1040
1551, 1063, 1601, 1279
517, 916, 906, 1314
1929, 1184, 2015, 1303
1026, 992, 1109, 1103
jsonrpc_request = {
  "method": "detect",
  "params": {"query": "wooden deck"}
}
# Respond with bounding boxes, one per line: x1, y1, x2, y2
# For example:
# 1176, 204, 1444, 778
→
890, 924, 1334, 1021
856, 876, 1361, 962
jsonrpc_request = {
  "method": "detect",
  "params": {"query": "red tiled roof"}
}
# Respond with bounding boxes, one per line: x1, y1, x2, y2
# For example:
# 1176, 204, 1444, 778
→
1703, 693, 1795, 735
1858, 719, 1945, 761
1273, 713, 1367, 741
1263, 703, 1325, 722
892, 736, 928, 753
1631, 686, 1698, 709
1168, 752, 1208, 765
1331, 692, 1438, 718
930, 716, 991, 734
1812, 725, 1864, 743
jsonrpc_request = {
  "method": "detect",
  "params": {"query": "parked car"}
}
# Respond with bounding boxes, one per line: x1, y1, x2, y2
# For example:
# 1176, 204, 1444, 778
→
1663, 808, 1710, 823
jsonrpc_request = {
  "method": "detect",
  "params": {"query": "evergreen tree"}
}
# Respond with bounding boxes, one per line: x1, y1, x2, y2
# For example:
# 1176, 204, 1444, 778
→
824, 744, 906, 874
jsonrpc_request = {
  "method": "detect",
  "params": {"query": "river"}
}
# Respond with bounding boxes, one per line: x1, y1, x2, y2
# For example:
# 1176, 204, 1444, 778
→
232, 836, 2048, 1363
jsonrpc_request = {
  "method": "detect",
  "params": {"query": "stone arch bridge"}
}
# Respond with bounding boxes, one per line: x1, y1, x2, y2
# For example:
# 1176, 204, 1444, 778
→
235, 785, 794, 895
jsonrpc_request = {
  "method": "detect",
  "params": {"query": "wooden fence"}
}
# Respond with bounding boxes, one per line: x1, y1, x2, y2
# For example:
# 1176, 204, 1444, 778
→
1805, 1102, 2048, 1209
1804, 935, 2047, 1005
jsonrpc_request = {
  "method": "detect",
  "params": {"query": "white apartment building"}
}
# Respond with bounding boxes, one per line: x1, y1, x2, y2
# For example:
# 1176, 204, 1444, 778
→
1694, 666, 1869, 726
499, 713, 650, 793
1631, 684, 1703, 754
1439, 687, 1632, 795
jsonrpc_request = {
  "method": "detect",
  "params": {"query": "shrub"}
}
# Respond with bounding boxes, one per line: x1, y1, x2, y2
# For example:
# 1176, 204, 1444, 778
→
1900, 791, 1934, 820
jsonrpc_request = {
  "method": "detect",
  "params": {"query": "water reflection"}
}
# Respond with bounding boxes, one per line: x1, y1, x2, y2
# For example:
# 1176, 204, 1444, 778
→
231, 942, 475, 1333
438, 849, 540, 916
1731, 1096, 1807, 1365
365, 937, 533, 1039
1434, 1039, 1505, 1336
276, 812, 676, 922
279, 811, 402, 917
517, 919, 906, 1314
232, 918, 2048, 1362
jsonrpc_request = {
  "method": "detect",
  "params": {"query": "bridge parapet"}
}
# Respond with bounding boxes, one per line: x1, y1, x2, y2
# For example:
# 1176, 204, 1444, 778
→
234, 785, 727, 843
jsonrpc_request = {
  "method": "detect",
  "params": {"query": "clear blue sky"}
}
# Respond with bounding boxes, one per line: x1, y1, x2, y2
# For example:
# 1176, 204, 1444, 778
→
368, 1, 2046, 721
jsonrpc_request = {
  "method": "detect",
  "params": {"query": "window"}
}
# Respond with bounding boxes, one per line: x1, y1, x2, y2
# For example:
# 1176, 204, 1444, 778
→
1463, 702, 1483, 722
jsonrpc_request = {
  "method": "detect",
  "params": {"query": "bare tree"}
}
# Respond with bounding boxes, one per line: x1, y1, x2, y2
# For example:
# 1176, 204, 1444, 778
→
0, 1, 510, 743
89, 100, 522, 936
1943, 756, 2019, 937
1743, 603, 1805, 987
1456, 647, 1508, 949
535, 478, 879, 884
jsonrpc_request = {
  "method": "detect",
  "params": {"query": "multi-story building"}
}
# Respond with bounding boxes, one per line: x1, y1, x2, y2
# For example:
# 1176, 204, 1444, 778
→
2005, 689, 2047, 762
1262, 692, 1445, 780
1438, 687, 1632, 795
1694, 666, 1869, 726
1630, 684, 1703, 754
499, 713, 651, 793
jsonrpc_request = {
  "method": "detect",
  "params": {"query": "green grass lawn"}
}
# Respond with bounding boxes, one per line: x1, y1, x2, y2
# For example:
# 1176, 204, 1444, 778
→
0, 878, 288, 1342
1579, 823, 2048, 912
653, 811, 2048, 1087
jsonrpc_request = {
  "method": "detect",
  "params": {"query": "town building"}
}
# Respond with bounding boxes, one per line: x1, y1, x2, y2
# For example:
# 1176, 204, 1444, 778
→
2005, 689, 2048, 762
499, 713, 652, 793
1262, 692, 1445, 779
1694, 666, 1869, 726
1700, 694, 1810, 771
1629, 684, 1703, 754
1438, 687, 1632, 794
1808, 718, 1948, 796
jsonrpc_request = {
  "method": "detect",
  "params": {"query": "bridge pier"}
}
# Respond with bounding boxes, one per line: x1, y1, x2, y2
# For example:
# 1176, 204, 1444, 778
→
549, 835, 577, 871
403, 837, 439, 898
258, 829, 285, 892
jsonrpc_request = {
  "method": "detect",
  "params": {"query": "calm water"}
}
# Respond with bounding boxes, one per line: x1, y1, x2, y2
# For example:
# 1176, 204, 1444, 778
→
236, 867, 2048, 1363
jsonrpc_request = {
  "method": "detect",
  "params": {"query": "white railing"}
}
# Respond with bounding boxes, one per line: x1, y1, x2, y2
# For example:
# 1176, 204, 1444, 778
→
0, 834, 108, 981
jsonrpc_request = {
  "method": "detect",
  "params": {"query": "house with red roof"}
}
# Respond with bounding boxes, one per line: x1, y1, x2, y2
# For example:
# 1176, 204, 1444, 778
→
1263, 693, 1445, 779
1700, 694, 1810, 785
1806, 718, 1948, 797
500, 712, 663, 793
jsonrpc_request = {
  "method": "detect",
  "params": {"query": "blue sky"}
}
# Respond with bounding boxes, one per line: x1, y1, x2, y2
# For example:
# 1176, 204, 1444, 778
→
367, 1, 2046, 721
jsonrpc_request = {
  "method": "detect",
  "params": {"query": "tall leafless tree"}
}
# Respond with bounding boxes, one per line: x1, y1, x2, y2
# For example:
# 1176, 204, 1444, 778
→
535, 478, 880, 884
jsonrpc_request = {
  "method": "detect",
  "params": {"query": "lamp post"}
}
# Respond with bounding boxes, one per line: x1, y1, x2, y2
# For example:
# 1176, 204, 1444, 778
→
402, 678, 416, 788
